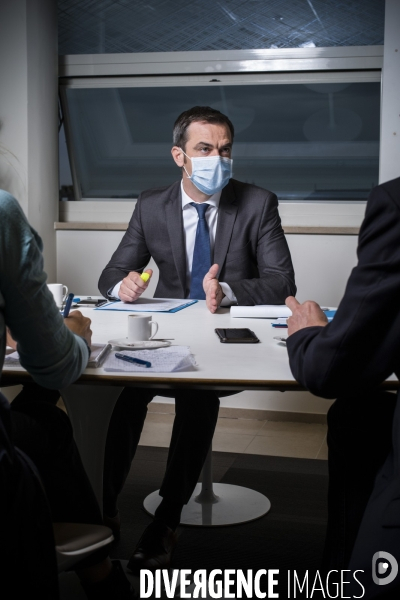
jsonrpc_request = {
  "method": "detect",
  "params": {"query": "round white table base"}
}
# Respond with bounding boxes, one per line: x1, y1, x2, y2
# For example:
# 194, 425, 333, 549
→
143, 483, 271, 526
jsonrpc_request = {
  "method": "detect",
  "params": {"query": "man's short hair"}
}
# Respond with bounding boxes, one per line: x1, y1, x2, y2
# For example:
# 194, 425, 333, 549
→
172, 106, 235, 149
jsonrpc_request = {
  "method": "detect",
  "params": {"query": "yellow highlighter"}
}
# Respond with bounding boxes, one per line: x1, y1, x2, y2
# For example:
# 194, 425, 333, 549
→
140, 272, 150, 283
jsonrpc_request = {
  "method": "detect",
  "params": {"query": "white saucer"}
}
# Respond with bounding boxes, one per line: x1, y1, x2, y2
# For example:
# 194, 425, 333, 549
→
108, 338, 171, 350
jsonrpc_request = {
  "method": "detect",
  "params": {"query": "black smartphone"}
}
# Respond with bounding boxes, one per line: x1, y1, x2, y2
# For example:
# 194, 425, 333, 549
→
215, 328, 260, 343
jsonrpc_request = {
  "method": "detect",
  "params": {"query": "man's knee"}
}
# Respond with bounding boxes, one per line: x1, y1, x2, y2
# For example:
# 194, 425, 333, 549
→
329, 392, 396, 430
112, 387, 155, 416
175, 390, 220, 416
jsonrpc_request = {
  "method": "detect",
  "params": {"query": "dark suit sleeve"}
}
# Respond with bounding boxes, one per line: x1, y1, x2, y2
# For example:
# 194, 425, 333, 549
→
98, 196, 151, 298
227, 192, 296, 305
286, 181, 400, 399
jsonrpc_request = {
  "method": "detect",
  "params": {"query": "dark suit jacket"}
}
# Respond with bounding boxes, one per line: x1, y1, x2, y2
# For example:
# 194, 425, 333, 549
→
99, 179, 296, 305
287, 177, 400, 598
287, 177, 400, 399
348, 396, 400, 597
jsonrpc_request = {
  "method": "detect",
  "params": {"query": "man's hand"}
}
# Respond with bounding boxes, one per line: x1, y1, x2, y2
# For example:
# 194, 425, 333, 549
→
286, 296, 329, 336
203, 264, 225, 313
6, 327, 17, 350
65, 310, 92, 347
119, 270, 153, 302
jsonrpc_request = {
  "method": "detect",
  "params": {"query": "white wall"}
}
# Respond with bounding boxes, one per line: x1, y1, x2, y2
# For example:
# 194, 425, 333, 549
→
0, 0, 58, 279
0, 1, 29, 205
56, 229, 358, 415
380, 0, 400, 183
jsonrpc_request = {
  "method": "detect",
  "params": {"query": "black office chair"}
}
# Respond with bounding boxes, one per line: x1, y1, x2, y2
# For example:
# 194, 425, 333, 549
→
0, 391, 113, 599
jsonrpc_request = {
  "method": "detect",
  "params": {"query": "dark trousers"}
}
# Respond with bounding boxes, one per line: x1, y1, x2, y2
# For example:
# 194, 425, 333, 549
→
1, 391, 60, 599
103, 387, 220, 516
9, 384, 109, 568
322, 391, 397, 571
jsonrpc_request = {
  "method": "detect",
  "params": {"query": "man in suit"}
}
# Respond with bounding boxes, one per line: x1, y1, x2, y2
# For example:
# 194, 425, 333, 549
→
98, 106, 296, 573
285, 177, 400, 597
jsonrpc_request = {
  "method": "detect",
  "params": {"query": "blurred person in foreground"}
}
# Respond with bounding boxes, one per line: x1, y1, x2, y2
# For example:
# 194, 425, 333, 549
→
0, 189, 135, 599
285, 177, 400, 599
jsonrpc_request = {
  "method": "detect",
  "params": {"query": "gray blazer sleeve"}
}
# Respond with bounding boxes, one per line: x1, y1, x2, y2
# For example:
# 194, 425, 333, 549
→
1, 192, 89, 389
98, 195, 151, 298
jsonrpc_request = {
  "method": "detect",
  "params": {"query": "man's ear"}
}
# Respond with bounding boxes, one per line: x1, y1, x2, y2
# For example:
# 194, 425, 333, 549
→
171, 146, 185, 167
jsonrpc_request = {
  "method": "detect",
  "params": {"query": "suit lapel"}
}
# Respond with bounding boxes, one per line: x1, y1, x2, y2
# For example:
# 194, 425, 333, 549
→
165, 183, 187, 295
214, 181, 238, 276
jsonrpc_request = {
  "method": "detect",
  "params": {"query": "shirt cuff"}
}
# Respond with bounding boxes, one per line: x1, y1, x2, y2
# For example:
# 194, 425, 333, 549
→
219, 282, 238, 306
109, 281, 122, 300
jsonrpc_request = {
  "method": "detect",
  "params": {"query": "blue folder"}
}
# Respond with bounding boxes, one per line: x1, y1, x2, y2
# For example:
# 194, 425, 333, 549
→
96, 299, 198, 313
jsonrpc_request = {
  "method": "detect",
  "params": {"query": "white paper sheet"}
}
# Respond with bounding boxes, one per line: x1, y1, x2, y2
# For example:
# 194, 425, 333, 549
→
103, 346, 196, 373
4, 351, 20, 364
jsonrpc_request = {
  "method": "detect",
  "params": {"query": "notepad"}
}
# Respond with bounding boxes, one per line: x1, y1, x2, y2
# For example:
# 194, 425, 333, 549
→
87, 343, 112, 367
103, 346, 196, 373
96, 298, 197, 313
4, 343, 112, 369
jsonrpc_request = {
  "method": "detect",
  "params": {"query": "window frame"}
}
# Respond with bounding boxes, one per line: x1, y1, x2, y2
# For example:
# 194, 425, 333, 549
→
59, 46, 383, 228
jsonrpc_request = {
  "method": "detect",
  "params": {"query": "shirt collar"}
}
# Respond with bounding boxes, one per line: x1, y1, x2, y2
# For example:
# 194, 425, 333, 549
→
181, 180, 221, 210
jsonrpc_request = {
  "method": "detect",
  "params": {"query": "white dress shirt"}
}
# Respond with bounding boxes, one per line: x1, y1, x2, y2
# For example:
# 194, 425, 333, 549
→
111, 181, 237, 305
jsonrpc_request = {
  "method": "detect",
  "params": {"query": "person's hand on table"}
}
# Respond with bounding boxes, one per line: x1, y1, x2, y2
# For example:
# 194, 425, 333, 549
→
119, 269, 153, 303
6, 327, 17, 350
285, 296, 329, 336
203, 263, 225, 314
64, 310, 93, 347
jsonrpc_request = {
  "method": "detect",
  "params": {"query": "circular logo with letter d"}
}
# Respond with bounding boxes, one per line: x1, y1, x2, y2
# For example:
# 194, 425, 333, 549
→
372, 551, 398, 586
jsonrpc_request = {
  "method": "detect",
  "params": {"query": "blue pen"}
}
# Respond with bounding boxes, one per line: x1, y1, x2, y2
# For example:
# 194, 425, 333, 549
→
63, 292, 75, 318
115, 352, 152, 368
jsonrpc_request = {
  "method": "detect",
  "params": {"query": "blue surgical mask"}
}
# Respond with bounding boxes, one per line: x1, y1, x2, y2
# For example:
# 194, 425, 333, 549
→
180, 149, 233, 195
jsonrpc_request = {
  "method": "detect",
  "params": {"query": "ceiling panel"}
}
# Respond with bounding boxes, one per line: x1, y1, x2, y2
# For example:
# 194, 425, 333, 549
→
58, 0, 384, 55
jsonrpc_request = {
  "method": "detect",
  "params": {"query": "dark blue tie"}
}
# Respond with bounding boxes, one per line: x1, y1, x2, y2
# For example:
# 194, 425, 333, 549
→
189, 203, 211, 300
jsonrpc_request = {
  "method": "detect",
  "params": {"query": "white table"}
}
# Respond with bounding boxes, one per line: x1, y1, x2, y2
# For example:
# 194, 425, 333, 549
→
4, 302, 397, 526
72, 301, 293, 527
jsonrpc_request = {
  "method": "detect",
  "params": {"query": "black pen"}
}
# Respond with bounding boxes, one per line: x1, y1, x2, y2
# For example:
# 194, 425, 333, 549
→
63, 292, 75, 318
115, 352, 152, 368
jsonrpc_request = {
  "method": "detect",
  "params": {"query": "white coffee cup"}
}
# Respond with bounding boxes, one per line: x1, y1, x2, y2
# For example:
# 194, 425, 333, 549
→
128, 314, 158, 342
47, 283, 68, 308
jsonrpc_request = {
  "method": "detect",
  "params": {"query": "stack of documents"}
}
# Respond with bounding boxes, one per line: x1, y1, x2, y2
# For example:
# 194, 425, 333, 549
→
232, 305, 337, 321
103, 346, 196, 373
231, 305, 291, 319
